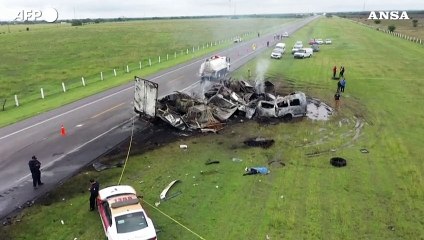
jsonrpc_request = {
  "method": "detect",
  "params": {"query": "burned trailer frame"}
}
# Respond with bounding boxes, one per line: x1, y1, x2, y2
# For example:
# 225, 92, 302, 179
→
134, 76, 158, 119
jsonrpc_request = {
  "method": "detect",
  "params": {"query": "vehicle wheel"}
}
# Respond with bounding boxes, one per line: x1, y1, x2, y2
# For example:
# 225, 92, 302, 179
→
283, 114, 293, 121
330, 157, 347, 167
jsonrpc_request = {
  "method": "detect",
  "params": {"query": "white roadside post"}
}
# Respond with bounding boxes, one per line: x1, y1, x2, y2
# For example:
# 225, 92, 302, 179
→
100, 72, 103, 80
126, 65, 129, 73
14, 95, 19, 107
186, 49, 188, 54
40, 88, 45, 99
113, 69, 117, 76
149, 58, 152, 66
203, 44, 205, 49
159, 56, 161, 63
192, 46, 194, 53
139, 61, 142, 69
198, 46, 200, 50
167, 54, 169, 61
174, 52, 176, 58
81, 77, 86, 86
62, 82, 66, 92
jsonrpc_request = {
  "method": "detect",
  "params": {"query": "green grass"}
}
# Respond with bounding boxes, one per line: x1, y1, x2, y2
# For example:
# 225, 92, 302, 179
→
2, 17, 424, 239
0, 18, 297, 127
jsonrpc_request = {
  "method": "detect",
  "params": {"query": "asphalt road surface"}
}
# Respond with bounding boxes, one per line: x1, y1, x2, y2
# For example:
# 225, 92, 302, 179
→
0, 16, 318, 219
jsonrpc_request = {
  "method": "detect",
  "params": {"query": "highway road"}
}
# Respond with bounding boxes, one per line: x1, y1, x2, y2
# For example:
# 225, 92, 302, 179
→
0, 16, 318, 219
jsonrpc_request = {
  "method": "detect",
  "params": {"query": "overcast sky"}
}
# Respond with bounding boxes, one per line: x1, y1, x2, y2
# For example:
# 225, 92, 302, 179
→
1, 0, 423, 21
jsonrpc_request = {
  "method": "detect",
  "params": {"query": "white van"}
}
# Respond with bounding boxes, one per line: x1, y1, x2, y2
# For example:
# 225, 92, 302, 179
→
275, 43, 286, 53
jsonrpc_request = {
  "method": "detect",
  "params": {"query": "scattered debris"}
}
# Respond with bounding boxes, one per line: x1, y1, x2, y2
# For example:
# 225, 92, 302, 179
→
243, 167, 270, 176
360, 148, 369, 153
244, 137, 275, 148
306, 98, 333, 121
330, 157, 347, 167
179, 144, 188, 149
205, 159, 220, 165
232, 157, 243, 162
160, 180, 181, 200
388, 225, 395, 231
92, 161, 123, 172
60, 220, 64, 225
200, 170, 219, 175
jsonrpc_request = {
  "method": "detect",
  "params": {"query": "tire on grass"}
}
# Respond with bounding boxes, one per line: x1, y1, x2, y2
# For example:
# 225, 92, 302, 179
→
330, 157, 347, 167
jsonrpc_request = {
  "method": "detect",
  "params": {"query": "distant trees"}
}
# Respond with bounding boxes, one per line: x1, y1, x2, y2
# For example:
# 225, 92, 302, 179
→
374, 20, 381, 24
71, 20, 82, 26
412, 19, 418, 27
388, 25, 396, 32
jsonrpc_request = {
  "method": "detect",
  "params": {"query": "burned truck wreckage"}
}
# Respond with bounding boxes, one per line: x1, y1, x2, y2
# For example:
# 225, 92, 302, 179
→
134, 76, 307, 132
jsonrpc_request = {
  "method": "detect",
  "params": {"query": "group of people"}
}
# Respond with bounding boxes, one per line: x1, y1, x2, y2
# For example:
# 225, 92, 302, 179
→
28, 156, 100, 211
332, 66, 347, 110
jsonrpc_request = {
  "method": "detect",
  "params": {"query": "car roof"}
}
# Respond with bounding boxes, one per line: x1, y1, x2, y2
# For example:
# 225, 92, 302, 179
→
107, 193, 145, 216
99, 185, 137, 200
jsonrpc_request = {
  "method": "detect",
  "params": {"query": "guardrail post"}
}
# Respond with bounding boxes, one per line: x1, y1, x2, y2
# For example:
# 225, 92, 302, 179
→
14, 95, 19, 107
81, 77, 86, 86
62, 82, 66, 92
158, 56, 161, 63
113, 69, 117, 76
139, 61, 142, 69
100, 72, 103, 80
126, 65, 130, 73
149, 58, 152, 66
40, 88, 44, 99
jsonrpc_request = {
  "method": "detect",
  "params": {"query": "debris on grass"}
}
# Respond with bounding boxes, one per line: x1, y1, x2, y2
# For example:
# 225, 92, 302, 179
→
205, 159, 220, 165
330, 157, 347, 167
243, 137, 275, 148
179, 144, 188, 149
160, 180, 181, 201
232, 157, 243, 162
360, 148, 369, 153
243, 167, 270, 176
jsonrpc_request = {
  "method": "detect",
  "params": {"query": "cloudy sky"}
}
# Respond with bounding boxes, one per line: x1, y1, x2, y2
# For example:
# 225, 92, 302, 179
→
0, 0, 423, 21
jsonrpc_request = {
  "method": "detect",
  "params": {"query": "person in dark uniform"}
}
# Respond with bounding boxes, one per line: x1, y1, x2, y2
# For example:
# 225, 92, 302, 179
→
89, 179, 100, 211
28, 156, 43, 189
334, 91, 341, 110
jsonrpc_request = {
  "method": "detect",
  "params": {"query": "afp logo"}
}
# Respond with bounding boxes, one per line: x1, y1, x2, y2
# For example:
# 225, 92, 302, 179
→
368, 11, 410, 20
14, 8, 59, 23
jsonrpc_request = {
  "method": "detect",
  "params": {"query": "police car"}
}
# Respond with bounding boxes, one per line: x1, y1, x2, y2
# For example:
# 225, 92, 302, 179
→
97, 185, 157, 240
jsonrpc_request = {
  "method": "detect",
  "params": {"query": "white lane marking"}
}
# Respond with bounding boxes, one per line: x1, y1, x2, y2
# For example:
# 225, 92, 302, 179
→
14, 120, 127, 184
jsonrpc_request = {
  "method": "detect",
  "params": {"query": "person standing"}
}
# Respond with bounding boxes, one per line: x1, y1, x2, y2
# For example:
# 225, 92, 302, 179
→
340, 78, 346, 92
334, 91, 341, 110
339, 66, 345, 78
332, 66, 337, 79
28, 156, 43, 189
89, 179, 100, 211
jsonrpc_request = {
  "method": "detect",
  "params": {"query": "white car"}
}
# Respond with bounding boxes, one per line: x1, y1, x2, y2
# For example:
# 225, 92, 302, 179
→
282, 32, 289, 37
293, 48, 313, 58
294, 41, 303, 48
315, 39, 324, 44
325, 39, 332, 44
233, 37, 242, 43
271, 49, 283, 59
97, 185, 157, 240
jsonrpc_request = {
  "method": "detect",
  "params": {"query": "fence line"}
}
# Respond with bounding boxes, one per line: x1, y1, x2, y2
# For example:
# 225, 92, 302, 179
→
348, 18, 423, 45
1, 31, 255, 111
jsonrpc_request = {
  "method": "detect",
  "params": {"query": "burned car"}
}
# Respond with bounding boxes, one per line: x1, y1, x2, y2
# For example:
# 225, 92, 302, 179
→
133, 76, 307, 131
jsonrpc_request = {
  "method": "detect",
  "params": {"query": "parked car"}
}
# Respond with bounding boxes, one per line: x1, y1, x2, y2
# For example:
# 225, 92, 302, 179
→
271, 48, 283, 59
234, 37, 243, 43
311, 44, 320, 52
325, 39, 332, 44
294, 41, 303, 48
315, 39, 324, 44
309, 39, 317, 45
97, 185, 157, 240
293, 48, 313, 58
282, 32, 289, 37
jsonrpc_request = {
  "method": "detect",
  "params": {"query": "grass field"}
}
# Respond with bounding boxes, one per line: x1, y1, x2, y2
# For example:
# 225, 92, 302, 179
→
0, 18, 295, 127
2, 17, 424, 239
